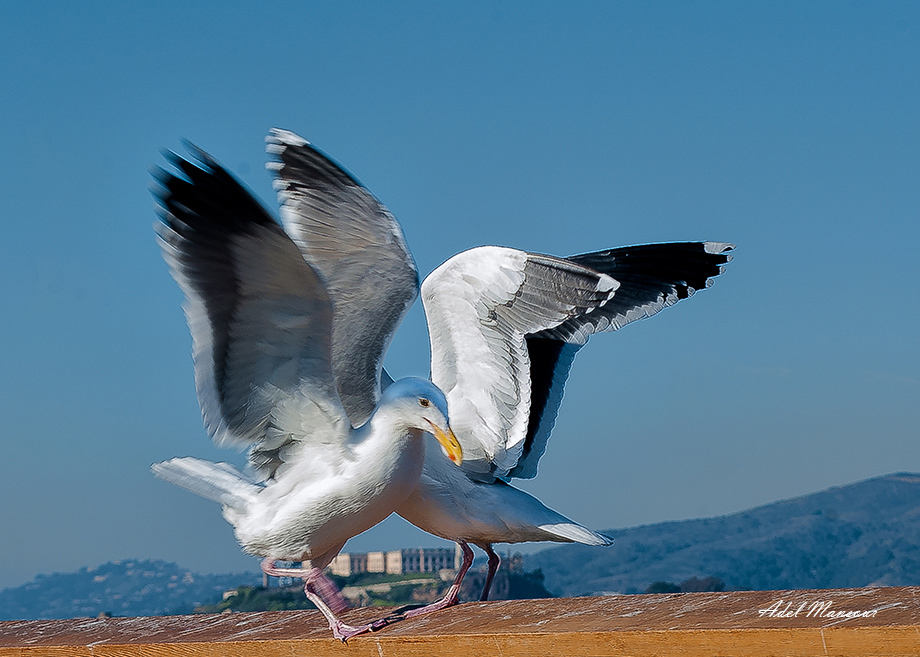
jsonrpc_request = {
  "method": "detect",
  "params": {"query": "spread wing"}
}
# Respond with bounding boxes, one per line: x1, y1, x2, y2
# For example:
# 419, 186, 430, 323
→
265, 129, 419, 426
509, 241, 735, 479
152, 143, 349, 480
422, 246, 619, 480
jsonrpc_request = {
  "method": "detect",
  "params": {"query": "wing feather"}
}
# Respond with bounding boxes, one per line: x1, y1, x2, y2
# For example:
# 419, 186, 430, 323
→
508, 241, 734, 479
422, 246, 618, 480
539, 242, 734, 343
152, 144, 348, 479
265, 129, 419, 426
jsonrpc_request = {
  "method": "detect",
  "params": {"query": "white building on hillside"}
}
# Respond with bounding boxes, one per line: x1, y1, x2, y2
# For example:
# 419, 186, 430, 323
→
329, 546, 462, 577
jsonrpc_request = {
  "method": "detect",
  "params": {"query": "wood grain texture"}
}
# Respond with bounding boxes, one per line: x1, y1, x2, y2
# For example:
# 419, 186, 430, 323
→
2, 587, 919, 656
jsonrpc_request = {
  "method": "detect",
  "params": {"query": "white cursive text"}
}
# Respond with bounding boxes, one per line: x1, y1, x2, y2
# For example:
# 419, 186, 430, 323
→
758, 600, 878, 619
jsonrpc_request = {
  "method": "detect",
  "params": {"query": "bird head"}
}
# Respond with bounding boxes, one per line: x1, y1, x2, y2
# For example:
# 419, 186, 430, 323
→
381, 377, 463, 466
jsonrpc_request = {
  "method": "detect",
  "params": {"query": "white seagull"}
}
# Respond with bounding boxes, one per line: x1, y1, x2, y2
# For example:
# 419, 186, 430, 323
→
263, 129, 734, 614
149, 143, 465, 641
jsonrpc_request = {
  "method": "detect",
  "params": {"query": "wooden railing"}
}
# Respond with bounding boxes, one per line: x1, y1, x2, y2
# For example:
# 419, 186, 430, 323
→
2, 586, 918, 656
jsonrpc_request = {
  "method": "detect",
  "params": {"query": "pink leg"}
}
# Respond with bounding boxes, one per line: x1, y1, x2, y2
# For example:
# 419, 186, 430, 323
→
401, 541, 475, 619
311, 570, 350, 614
303, 576, 379, 642
480, 545, 501, 602
260, 559, 348, 614
261, 559, 401, 642
260, 557, 310, 579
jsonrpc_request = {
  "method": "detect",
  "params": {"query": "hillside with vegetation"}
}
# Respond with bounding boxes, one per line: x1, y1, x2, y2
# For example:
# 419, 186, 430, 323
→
0, 560, 260, 620
527, 473, 920, 596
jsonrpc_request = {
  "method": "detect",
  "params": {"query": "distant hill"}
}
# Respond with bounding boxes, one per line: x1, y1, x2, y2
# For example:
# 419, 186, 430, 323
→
0, 560, 259, 620
526, 472, 920, 596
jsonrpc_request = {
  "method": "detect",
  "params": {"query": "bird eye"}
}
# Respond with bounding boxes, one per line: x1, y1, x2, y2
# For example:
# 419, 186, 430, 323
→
418, 398, 431, 408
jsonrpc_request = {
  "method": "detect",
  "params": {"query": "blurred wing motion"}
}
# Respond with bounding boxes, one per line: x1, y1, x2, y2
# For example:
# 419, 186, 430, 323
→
153, 144, 348, 480
266, 129, 419, 426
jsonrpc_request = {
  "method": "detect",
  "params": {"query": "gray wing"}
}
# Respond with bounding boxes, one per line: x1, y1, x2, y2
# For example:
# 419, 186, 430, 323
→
509, 241, 735, 479
152, 143, 349, 479
422, 246, 619, 480
265, 129, 419, 426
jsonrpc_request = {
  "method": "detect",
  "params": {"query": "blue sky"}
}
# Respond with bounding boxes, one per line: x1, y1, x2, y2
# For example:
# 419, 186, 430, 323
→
1, 2, 917, 589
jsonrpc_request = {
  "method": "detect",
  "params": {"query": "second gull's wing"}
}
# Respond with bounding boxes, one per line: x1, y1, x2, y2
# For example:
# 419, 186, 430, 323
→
422, 246, 618, 480
509, 241, 735, 479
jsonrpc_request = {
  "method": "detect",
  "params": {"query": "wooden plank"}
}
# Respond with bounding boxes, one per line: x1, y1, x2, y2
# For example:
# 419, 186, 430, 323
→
2, 586, 919, 656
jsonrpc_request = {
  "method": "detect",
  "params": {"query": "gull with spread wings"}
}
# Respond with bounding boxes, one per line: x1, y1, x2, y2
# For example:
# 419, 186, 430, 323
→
149, 145, 467, 641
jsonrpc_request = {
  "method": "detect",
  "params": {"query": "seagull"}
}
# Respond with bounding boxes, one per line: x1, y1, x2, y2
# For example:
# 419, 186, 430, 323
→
264, 128, 734, 613
398, 241, 733, 612
149, 143, 465, 641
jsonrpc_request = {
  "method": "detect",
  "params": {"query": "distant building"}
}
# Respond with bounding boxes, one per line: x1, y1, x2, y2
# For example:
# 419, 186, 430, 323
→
366, 551, 387, 573
327, 552, 369, 577
329, 546, 462, 577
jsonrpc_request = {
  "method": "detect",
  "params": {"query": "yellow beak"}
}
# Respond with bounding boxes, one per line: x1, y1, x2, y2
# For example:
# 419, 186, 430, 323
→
428, 422, 463, 466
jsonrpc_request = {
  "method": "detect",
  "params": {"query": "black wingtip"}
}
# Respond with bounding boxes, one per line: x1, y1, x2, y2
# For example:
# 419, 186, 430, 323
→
179, 138, 217, 169
149, 162, 174, 187
264, 129, 367, 191
150, 138, 279, 237
159, 147, 185, 169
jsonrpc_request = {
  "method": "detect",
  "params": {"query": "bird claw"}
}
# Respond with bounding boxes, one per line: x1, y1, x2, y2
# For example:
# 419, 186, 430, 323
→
333, 622, 373, 642
371, 612, 406, 630
330, 613, 408, 642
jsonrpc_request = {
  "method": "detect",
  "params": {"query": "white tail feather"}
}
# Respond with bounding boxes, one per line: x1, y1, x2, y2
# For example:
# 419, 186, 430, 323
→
151, 457, 259, 511
538, 522, 614, 546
